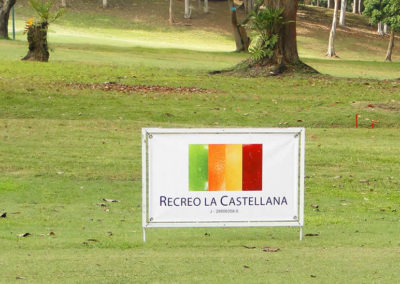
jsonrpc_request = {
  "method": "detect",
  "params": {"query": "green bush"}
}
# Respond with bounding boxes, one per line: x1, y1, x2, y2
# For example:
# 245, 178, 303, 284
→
247, 7, 285, 62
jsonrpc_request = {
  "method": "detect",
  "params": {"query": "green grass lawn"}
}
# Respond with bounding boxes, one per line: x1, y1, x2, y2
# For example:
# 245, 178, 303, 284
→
1, 4, 400, 283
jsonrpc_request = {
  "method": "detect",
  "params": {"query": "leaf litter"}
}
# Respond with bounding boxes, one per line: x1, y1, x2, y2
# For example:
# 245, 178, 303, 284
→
305, 233, 319, 237
262, 246, 280, 252
242, 245, 279, 252
103, 198, 120, 203
62, 82, 217, 94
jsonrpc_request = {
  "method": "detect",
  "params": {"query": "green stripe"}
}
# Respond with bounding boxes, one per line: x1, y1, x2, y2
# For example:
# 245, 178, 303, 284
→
189, 144, 209, 191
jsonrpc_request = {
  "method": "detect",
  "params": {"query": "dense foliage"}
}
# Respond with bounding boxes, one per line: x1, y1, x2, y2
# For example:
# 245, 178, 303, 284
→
364, 0, 400, 30
385, 0, 400, 30
29, 0, 64, 24
247, 7, 285, 61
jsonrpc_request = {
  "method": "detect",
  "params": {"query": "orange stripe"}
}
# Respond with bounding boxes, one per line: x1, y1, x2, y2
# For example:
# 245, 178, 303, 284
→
225, 144, 242, 191
208, 144, 226, 191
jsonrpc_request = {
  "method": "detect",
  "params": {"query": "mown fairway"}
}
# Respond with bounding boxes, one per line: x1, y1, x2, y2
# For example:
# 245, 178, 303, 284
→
1, 3, 400, 283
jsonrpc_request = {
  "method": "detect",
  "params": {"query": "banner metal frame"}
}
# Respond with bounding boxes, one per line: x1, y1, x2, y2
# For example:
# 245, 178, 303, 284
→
142, 128, 305, 242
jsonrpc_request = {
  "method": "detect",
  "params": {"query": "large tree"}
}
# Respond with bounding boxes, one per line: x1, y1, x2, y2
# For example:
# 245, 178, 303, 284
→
353, 0, 359, 13
244, 0, 255, 13
218, 0, 314, 75
327, 0, 339, 57
184, 0, 191, 18
227, 0, 299, 62
377, 21, 383, 35
169, 0, 174, 24
358, 0, 363, 13
364, 0, 400, 61
204, 0, 208, 13
0, 0, 16, 39
264, 0, 300, 65
22, 0, 64, 62
383, 0, 400, 61
339, 0, 347, 26
363, 0, 388, 26
227, 0, 265, 52
228, 0, 250, 52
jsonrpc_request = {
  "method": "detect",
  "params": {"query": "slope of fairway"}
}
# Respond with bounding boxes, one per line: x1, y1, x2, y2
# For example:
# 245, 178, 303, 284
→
1, 61, 400, 282
7, 3, 400, 79
12, 2, 400, 60
10, 19, 236, 52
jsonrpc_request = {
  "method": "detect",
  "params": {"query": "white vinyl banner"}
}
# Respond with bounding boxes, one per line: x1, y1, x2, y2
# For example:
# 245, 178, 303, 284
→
142, 128, 305, 238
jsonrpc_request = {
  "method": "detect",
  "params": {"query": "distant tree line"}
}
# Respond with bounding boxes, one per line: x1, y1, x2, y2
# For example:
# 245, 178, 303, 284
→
1, 0, 399, 64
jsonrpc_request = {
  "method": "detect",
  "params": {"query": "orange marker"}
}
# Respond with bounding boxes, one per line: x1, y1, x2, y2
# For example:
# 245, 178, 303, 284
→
355, 114, 358, 128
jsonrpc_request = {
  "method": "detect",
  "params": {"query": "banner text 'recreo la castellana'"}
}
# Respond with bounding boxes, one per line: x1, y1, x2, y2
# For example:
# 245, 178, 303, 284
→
160, 195, 288, 207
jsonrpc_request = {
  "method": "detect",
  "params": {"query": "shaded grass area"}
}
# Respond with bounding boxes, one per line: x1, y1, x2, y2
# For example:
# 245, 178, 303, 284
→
14, 0, 233, 34
7, 20, 236, 52
11, 2, 400, 62
303, 58, 400, 79
297, 5, 400, 62
0, 42, 243, 70
2, 35, 399, 79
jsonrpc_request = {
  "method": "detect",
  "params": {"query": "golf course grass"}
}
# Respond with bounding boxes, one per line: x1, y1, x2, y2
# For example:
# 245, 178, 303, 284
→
0, 3, 400, 283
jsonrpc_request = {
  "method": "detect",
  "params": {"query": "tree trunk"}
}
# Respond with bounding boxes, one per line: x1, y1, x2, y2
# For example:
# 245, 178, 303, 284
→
61, 0, 66, 7
244, 0, 256, 14
221, 0, 315, 75
204, 0, 208, 13
377, 22, 383, 36
327, 0, 339, 57
184, 0, 191, 18
22, 22, 49, 62
358, 0, 362, 14
265, 0, 300, 65
244, 0, 249, 13
0, 0, 16, 39
353, 0, 358, 13
169, 0, 174, 24
102, 0, 107, 9
327, 0, 332, 8
228, 0, 249, 52
385, 29, 395, 62
316, 0, 320, 6
383, 24, 388, 34
249, 0, 254, 10
339, 0, 346, 26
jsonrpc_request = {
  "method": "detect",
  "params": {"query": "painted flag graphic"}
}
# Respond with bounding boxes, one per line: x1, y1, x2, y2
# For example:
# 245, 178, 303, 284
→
189, 144, 262, 191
